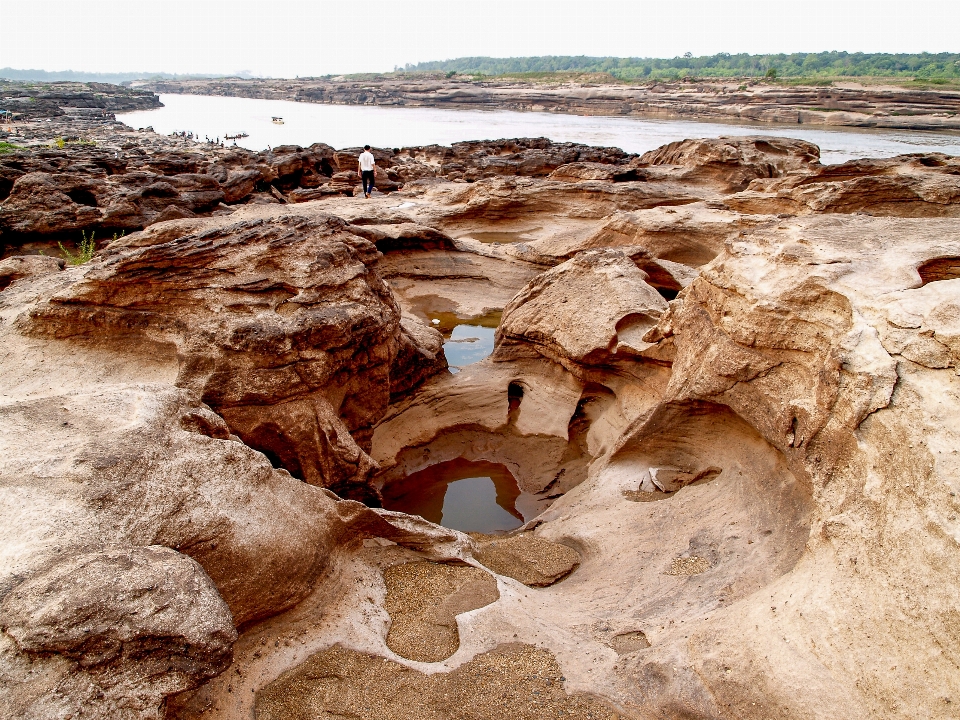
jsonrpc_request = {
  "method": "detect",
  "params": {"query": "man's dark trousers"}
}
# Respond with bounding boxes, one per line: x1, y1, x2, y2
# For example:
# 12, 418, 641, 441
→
362, 170, 375, 195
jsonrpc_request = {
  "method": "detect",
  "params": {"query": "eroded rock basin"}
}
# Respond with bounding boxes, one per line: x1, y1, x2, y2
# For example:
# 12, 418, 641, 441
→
381, 458, 538, 533
408, 302, 503, 371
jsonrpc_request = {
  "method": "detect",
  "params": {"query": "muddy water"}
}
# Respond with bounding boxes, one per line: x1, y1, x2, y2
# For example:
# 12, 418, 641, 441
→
381, 458, 538, 533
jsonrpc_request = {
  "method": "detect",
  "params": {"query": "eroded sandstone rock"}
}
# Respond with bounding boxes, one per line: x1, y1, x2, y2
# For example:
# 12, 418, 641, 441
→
726, 152, 960, 217
494, 248, 669, 369
0, 254, 64, 289
5, 122, 960, 720
2, 545, 235, 676
638, 135, 821, 192
0, 200, 460, 717
18, 211, 442, 494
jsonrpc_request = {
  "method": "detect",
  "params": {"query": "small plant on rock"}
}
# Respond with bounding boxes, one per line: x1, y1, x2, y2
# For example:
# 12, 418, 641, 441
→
55, 137, 65, 149
59, 230, 97, 265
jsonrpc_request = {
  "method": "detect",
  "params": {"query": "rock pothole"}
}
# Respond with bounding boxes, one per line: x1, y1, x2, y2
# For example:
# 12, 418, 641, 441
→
254, 643, 625, 720
665, 556, 712, 576
917, 256, 960, 285
473, 532, 581, 587
608, 630, 651, 654
383, 561, 499, 662
381, 457, 537, 533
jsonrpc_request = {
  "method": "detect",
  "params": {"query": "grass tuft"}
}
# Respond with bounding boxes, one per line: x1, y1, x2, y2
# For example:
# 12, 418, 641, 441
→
59, 230, 97, 265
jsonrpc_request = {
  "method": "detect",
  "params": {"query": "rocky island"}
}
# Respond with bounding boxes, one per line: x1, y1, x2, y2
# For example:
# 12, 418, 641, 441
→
1, 93, 960, 720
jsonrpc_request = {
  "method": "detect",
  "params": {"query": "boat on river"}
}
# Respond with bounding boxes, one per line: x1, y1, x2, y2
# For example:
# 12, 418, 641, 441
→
271, 117, 284, 124
224, 132, 249, 140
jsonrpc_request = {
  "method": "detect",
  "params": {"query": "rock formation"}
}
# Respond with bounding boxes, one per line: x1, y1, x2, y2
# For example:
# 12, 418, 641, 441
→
2, 118, 960, 720
0, 117, 644, 246
0, 80, 161, 120
726, 152, 960, 216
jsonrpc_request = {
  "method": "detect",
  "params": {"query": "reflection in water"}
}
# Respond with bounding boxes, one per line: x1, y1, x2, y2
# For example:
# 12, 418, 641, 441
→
459, 229, 542, 244
382, 458, 535, 533
445, 325, 496, 373
408, 298, 503, 371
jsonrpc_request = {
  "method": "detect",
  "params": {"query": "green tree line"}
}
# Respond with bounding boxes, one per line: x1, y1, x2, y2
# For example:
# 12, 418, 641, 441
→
403, 52, 960, 81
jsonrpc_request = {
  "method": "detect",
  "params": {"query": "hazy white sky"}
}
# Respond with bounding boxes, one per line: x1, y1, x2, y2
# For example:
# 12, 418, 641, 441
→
1, 0, 957, 77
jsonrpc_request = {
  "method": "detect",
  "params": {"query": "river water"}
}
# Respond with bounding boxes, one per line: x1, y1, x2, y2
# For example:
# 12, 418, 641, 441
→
117, 93, 960, 164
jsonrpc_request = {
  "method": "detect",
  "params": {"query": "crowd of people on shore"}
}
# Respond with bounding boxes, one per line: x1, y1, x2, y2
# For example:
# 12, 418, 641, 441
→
170, 130, 233, 147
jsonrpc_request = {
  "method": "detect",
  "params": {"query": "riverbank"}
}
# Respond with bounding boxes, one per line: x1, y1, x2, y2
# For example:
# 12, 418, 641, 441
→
136, 75, 960, 131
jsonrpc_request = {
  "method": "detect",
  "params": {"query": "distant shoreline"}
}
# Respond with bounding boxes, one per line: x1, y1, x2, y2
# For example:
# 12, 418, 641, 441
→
136, 76, 960, 132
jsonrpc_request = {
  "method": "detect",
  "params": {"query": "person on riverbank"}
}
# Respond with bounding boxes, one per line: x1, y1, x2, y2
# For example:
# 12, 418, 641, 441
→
358, 145, 376, 198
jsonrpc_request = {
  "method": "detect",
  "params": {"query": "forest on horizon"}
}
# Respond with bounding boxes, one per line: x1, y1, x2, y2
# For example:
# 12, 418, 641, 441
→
403, 52, 960, 81
4, 51, 960, 85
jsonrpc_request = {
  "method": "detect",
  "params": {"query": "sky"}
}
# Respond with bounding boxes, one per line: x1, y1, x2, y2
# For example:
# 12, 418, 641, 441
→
1, 0, 958, 78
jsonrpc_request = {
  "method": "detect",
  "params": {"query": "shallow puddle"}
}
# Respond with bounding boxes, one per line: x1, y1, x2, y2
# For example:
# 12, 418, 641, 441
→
444, 325, 495, 372
458, 228, 541, 244
408, 299, 502, 371
382, 458, 538, 533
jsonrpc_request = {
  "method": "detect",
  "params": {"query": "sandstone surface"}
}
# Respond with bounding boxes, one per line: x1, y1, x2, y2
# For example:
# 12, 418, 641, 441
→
2, 119, 960, 720
0, 115, 649, 247
726, 151, 960, 216
637, 135, 821, 192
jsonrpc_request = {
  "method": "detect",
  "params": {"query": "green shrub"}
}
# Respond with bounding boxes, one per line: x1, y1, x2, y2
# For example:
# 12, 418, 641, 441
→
59, 230, 97, 265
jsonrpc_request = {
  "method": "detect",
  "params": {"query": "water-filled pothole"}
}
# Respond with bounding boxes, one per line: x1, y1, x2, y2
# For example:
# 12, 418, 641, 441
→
444, 324, 495, 372
410, 301, 503, 372
381, 458, 539, 533
458, 227, 542, 244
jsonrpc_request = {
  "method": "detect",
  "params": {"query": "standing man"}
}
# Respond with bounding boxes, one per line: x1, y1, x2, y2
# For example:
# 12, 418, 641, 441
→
358, 145, 376, 199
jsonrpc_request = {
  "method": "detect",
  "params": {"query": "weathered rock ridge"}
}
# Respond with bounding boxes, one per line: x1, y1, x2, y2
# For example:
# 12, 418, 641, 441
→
1, 116, 644, 246
1, 125, 959, 720
0, 79, 161, 120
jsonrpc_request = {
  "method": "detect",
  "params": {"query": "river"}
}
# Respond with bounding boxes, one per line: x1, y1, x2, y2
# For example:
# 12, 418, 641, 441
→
117, 93, 960, 165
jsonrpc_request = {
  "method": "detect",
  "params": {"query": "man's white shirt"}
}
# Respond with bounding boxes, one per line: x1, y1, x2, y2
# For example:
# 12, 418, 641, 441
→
359, 151, 375, 171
